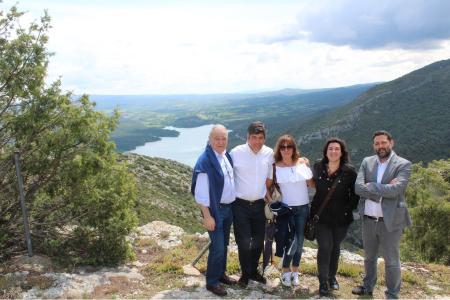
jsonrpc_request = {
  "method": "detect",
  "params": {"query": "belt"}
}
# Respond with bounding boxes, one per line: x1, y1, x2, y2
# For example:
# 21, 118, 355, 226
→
219, 203, 232, 207
365, 215, 383, 222
235, 197, 264, 205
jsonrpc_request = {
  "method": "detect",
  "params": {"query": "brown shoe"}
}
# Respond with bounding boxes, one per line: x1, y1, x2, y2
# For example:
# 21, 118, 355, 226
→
219, 274, 237, 285
206, 284, 227, 297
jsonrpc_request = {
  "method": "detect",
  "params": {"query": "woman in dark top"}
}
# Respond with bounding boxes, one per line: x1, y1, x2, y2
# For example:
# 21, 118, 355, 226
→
311, 138, 359, 296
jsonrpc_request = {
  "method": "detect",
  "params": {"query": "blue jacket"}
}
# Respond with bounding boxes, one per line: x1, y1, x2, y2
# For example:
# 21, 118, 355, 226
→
191, 144, 233, 220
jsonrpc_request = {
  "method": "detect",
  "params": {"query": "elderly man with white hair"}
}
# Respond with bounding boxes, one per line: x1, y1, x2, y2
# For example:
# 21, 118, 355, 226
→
191, 124, 237, 297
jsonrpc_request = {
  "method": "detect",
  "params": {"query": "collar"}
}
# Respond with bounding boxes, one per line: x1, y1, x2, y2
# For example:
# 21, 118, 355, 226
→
377, 151, 394, 165
246, 142, 263, 155
213, 149, 226, 158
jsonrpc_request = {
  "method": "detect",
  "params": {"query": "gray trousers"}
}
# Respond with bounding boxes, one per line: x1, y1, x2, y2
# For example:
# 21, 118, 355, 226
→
362, 217, 403, 299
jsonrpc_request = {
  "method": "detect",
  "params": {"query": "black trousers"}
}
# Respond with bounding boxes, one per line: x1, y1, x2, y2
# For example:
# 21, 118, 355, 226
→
316, 222, 349, 283
232, 198, 266, 277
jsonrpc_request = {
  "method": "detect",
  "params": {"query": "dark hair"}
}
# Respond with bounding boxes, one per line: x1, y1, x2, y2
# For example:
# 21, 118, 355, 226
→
274, 134, 300, 163
247, 121, 266, 138
372, 130, 392, 141
321, 137, 350, 165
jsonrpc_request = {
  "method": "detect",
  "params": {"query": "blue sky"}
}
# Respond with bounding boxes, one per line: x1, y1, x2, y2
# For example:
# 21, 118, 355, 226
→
2, 0, 450, 94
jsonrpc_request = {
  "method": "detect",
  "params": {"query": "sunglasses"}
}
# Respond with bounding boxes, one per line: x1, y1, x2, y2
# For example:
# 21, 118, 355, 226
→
280, 144, 294, 150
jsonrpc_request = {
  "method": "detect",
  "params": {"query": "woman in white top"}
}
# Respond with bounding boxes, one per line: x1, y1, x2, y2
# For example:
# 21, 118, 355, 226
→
266, 134, 313, 287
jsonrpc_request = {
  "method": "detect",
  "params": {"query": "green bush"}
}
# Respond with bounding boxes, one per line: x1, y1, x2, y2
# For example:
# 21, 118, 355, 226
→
0, 5, 137, 266
401, 159, 450, 265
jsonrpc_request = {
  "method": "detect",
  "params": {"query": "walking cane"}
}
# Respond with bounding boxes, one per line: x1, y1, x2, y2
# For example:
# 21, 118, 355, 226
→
182, 240, 210, 276
191, 240, 211, 267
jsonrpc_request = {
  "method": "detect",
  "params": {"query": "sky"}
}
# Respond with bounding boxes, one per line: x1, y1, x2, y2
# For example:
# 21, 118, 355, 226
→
2, 0, 450, 94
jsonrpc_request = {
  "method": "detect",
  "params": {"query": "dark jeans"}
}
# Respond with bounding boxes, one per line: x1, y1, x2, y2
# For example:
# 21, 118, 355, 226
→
232, 198, 266, 277
316, 222, 349, 283
282, 204, 309, 268
206, 204, 233, 286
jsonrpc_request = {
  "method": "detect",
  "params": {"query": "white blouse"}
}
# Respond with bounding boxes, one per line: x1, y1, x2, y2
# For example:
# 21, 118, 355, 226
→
269, 163, 313, 206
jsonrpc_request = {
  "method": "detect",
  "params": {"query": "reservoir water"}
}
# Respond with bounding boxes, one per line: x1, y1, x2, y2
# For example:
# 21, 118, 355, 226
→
130, 124, 214, 167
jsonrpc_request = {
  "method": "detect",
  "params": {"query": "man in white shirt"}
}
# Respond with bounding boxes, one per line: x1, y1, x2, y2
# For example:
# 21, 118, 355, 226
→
191, 124, 237, 297
230, 121, 274, 287
353, 130, 412, 299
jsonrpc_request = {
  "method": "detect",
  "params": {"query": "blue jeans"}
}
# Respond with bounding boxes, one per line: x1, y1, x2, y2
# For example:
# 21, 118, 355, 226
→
206, 204, 233, 286
282, 204, 309, 268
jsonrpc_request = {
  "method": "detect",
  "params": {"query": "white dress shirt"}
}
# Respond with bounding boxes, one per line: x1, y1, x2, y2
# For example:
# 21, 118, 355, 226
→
194, 150, 236, 207
269, 164, 312, 206
364, 153, 393, 217
230, 143, 274, 201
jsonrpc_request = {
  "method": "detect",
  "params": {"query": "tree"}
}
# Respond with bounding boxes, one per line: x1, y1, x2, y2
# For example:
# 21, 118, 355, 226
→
401, 159, 450, 265
0, 4, 137, 265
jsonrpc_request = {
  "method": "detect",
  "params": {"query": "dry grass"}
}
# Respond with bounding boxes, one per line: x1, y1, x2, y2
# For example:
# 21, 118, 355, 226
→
24, 274, 54, 290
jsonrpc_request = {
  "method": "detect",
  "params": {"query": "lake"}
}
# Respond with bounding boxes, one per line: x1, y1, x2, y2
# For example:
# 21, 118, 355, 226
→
130, 124, 214, 167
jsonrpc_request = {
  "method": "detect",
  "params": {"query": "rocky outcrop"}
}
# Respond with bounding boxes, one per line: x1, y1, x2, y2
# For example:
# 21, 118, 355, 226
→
2, 221, 448, 299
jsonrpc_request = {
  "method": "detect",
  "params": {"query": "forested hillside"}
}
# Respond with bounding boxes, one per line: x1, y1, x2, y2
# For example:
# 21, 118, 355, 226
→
291, 59, 450, 164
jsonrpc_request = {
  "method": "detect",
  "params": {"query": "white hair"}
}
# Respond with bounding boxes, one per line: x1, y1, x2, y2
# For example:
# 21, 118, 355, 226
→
209, 124, 228, 141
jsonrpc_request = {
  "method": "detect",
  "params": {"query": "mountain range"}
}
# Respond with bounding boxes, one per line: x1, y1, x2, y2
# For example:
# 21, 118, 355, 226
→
91, 58, 450, 165
290, 59, 450, 164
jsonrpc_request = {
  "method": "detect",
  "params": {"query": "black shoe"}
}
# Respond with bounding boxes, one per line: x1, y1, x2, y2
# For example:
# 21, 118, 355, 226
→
238, 275, 249, 288
206, 284, 227, 296
219, 274, 237, 285
250, 272, 267, 284
319, 282, 329, 297
329, 277, 339, 290
352, 285, 373, 296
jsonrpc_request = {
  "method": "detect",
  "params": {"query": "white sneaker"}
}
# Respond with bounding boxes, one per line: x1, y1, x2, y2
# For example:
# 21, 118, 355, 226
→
291, 272, 300, 286
281, 272, 292, 287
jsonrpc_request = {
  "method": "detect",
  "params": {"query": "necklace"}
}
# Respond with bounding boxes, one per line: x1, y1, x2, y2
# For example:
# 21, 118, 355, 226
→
280, 160, 295, 174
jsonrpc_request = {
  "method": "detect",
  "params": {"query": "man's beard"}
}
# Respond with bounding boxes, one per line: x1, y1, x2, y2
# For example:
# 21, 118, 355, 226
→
376, 147, 391, 159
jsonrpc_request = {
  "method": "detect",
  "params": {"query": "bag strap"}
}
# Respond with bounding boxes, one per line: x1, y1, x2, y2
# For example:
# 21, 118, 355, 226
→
313, 170, 342, 221
272, 163, 282, 195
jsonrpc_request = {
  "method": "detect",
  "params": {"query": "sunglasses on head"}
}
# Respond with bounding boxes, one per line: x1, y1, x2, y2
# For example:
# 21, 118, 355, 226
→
280, 144, 293, 150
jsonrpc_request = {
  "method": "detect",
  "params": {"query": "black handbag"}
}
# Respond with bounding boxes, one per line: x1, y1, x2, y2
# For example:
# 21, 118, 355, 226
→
304, 171, 342, 241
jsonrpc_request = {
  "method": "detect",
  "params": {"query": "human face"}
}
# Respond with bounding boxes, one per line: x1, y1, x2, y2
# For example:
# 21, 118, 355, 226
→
210, 129, 228, 154
326, 142, 342, 163
248, 133, 265, 153
373, 134, 394, 160
280, 143, 294, 159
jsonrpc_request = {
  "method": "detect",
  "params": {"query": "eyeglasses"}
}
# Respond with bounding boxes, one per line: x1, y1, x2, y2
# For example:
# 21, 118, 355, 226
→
280, 144, 294, 151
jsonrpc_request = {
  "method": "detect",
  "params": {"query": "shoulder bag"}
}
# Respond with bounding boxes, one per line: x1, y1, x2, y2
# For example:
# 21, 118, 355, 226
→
304, 171, 342, 241
265, 163, 282, 220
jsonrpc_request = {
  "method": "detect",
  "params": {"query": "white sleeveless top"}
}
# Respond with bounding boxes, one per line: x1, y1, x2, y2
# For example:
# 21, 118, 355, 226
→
269, 163, 313, 206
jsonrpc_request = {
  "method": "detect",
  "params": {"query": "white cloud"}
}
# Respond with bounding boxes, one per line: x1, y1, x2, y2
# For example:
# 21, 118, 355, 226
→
2, 0, 449, 94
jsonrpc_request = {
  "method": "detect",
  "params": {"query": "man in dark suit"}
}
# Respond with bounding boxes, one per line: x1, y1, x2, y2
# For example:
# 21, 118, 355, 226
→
352, 130, 412, 299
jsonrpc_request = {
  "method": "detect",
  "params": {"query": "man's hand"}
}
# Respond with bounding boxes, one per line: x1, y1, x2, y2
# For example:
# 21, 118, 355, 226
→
203, 215, 216, 231
390, 178, 398, 184
299, 157, 310, 166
